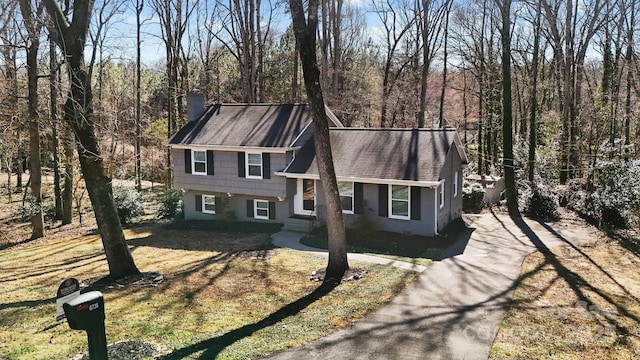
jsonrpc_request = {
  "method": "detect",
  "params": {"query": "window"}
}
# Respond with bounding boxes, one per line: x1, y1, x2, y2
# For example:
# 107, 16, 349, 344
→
254, 199, 269, 219
202, 195, 216, 214
439, 182, 445, 209
338, 181, 354, 214
453, 171, 459, 198
246, 153, 263, 178
390, 185, 410, 219
192, 150, 207, 175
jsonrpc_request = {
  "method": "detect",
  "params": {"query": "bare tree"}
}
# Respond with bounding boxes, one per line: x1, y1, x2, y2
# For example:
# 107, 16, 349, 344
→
151, 0, 197, 185
205, 0, 274, 103
527, 0, 543, 182
18, 0, 45, 239
417, 0, 449, 128
372, 0, 418, 127
542, 0, 609, 182
44, 0, 140, 279
495, 0, 518, 214
289, 0, 349, 280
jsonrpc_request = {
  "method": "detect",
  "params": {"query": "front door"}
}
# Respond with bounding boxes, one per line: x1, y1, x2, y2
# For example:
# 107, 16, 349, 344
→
294, 178, 315, 215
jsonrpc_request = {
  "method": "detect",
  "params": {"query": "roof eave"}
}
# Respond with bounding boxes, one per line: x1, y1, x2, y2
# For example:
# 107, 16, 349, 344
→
274, 172, 441, 188
167, 144, 300, 153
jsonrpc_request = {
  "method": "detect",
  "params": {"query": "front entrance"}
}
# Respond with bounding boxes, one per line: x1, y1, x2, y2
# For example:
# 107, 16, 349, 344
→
294, 178, 315, 215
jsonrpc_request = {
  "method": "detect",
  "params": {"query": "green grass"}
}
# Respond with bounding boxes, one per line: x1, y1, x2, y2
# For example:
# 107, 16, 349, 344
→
0, 223, 418, 360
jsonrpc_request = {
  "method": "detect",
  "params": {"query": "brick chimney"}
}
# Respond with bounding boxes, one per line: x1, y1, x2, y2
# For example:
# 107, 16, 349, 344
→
186, 91, 205, 122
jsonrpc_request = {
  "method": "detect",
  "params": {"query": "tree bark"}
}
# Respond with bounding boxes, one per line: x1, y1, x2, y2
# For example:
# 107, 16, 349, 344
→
19, 0, 45, 239
136, 0, 143, 191
44, 0, 140, 279
528, 0, 542, 182
497, 0, 518, 215
289, 0, 349, 280
62, 123, 74, 225
51, 37, 63, 220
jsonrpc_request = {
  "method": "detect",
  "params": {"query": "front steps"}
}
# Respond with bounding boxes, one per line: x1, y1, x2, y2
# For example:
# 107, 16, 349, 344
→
282, 216, 315, 233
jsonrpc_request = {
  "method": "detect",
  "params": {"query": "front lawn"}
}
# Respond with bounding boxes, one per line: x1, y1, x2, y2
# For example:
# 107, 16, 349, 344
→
0, 222, 418, 360
489, 229, 640, 359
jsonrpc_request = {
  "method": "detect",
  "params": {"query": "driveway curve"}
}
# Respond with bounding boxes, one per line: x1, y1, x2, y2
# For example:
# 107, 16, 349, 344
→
264, 212, 594, 360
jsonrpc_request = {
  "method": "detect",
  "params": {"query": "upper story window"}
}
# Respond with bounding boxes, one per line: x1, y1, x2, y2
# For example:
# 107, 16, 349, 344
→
185, 149, 214, 175
338, 181, 354, 214
390, 184, 410, 219
192, 150, 207, 175
246, 153, 263, 179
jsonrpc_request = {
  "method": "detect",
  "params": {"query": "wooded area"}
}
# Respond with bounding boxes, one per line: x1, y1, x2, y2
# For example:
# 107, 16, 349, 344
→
2, 0, 640, 250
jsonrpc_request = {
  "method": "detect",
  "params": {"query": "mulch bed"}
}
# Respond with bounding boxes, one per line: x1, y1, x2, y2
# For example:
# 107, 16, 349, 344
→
309, 268, 368, 282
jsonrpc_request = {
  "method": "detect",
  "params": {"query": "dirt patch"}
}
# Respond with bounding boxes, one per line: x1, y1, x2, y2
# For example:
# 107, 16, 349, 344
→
309, 268, 368, 282
73, 339, 161, 360
232, 249, 274, 260
81, 272, 165, 291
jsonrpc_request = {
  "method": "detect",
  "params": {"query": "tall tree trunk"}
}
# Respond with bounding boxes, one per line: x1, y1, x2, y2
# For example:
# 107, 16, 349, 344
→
135, 0, 143, 191
45, 0, 140, 279
528, 0, 542, 182
289, 0, 348, 280
438, 0, 451, 128
19, 0, 45, 239
497, 0, 518, 215
624, 0, 634, 148
62, 123, 74, 225
51, 37, 63, 220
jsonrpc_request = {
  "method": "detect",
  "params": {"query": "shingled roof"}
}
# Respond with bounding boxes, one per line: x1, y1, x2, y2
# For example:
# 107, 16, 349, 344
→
281, 128, 467, 183
168, 103, 314, 148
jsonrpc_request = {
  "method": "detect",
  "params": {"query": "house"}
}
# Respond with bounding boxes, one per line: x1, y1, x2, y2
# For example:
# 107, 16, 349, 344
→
167, 94, 468, 237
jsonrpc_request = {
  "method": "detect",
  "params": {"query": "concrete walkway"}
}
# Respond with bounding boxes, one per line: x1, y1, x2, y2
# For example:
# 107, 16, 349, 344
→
264, 212, 594, 360
271, 231, 427, 272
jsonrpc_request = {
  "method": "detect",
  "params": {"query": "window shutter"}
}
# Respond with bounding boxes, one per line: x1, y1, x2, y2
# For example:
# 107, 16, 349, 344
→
238, 152, 246, 177
246, 200, 254, 218
268, 201, 276, 220
354, 182, 364, 215
206, 150, 215, 175
411, 186, 421, 220
263, 153, 271, 179
378, 184, 388, 217
195, 194, 202, 212
184, 149, 192, 174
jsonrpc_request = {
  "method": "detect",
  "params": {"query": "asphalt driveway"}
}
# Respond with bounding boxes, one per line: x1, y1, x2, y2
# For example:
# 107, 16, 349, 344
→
263, 212, 594, 360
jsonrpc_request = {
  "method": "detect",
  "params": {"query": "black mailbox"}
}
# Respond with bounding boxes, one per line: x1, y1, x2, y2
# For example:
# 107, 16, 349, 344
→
63, 291, 108, 360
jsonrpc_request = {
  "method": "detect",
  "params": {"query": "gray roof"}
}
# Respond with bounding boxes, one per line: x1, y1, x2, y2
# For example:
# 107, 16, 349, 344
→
283, 128, 465, 182
168, 104, 312, 148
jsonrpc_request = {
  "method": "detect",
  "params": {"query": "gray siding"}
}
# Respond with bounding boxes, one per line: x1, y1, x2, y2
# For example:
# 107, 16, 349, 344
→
314, 182, 438, 237
183, 190, 287, 223
173, 148, 288, 198
437, 144, 464, 231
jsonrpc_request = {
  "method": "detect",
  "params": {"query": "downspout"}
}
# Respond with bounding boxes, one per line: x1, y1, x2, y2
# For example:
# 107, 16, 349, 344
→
434, 186, 439, 236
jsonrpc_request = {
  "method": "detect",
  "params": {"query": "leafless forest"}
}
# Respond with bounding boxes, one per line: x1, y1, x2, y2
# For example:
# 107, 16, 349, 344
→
2, 0, 640, 240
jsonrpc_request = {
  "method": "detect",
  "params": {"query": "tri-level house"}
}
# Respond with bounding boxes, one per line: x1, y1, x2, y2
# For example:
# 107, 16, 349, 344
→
167, 93, 468, 237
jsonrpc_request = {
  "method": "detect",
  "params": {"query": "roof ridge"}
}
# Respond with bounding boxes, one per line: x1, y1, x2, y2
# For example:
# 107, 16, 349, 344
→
212, 103, 309, 106
329, 127, 457, 131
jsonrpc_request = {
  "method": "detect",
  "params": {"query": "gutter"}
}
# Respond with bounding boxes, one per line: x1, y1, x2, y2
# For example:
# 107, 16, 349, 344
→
274, 172, 442, 188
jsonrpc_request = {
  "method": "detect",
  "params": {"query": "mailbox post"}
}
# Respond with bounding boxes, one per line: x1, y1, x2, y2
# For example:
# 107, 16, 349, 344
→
63, 291, 108, 360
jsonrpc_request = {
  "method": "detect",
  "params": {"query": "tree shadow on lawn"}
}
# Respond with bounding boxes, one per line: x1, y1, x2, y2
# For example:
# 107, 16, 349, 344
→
249, 212, 638, 359
157, 281, 339, 360
506, 214, 640, 336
